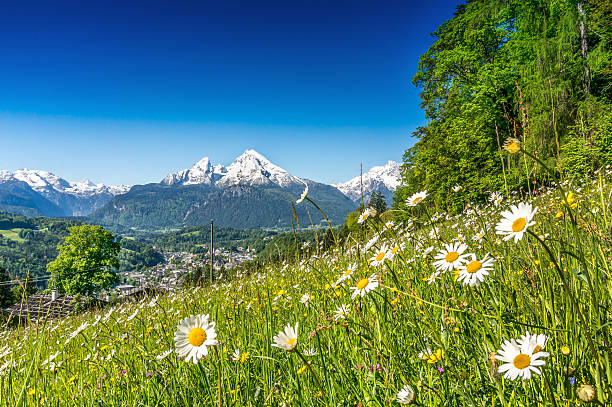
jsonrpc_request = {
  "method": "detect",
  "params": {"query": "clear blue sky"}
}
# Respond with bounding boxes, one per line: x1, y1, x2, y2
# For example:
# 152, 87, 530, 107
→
0, 0, 464, 186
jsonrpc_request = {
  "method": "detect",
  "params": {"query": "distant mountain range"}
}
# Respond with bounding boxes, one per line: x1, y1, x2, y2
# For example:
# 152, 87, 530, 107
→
332, 160, 401, 204
0, 151, 402, 229
0, 169, 129, 217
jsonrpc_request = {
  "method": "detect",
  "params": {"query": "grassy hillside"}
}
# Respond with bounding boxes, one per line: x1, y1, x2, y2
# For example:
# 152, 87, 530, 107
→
1, 164, 609, 405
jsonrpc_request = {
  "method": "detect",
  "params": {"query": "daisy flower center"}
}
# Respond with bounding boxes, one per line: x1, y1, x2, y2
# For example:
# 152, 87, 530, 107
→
188, 327, 207, 346
376, 252, 385, 261
287, 337, 296, 346
356, 278, 369, 290
512, 217, 526, 232
445, 251, 459, 262
466, 261, 482, 274
344, 269, 352, 276
507, 141, 520, 153
413, 197, 423, 204
512, 353, 531, 369
391, 247, 399, 254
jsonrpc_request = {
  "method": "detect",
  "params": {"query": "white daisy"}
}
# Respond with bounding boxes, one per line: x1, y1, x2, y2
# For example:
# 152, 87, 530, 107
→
432, 242, 469, 273
174, 314, 218, 363
364, 234, 380, 251
384, 220, 395, 229
333, 304, 350, 320
230, 349, 241, 362
518, 331, 548, 353
396, 384, 415, 404
358, 208, 375, 224
333, 263, 357, 287
457, 253, 495, 286
406, 190, 428, 207
386, 243, 404, 261
272, 322, 299, 351
300, 293, 311, 306
351, 274, 379, 299
496, 336, 549, 380
489, 192, 503, 206
303, 348, 318, 357
296, 184, 309, 204
426, 271, 441, 284
369, 244, 389, 266
156, 350, 173, 360
495, 202, 538, 242
452, 185, 463, 193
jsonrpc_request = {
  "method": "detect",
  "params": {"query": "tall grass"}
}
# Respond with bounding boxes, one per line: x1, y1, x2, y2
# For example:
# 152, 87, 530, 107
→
1, 164, 610, 406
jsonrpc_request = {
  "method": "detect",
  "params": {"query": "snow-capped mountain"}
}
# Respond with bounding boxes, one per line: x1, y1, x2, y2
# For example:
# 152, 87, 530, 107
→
161, 157, 227, 185
332, 161, 402, 204
0, 169, 130, 216
162, 150, 304, 188
93, 149, 355, 230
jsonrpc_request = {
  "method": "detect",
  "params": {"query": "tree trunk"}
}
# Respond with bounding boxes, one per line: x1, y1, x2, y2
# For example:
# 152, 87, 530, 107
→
578, 3, 591, 95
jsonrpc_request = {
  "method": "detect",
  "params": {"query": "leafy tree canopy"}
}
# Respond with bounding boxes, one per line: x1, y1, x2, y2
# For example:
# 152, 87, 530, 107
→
395, 0, 611, 214
47, 225, 120, 295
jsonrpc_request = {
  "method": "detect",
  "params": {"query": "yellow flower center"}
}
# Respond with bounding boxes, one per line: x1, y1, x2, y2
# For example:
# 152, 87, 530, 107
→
344, 269, 352, 276
362, 213, 369, 220
391, 246, 399, 254
413, 197, 423, 204
356, 278, 369, 290
445, 251, 459, 262
466, 261, 482, 274
512, 353, 531, 369
512, 217, 526, 232
287, 337, 296, 346
188, 327, 207, 347
505, 140, 521, 154
376, 252, 385, 262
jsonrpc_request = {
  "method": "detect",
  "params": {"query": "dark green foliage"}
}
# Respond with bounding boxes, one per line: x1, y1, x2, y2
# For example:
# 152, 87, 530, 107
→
90, 182, 356, 230
368, 192, 387, 214
9, 272, 37, 304
0, 265, 15, 308
396, 0, 612, 213
141, 225, 275, 254
0, 212, 162, 280
47, 225, 121, 295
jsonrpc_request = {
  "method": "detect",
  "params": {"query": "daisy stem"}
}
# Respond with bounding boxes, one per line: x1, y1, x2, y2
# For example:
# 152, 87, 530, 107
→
293, 348, 329, 407
214, 346, 222, 407
305, 197, 338, 248
526, 229, 602, 376
542, 371, 559, 407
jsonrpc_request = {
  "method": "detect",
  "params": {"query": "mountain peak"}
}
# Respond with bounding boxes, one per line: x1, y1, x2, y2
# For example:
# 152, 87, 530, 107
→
217, 149, 302, 187
163, 150, 303, 188
161, 156, 226, 186
333, 161, 401, 203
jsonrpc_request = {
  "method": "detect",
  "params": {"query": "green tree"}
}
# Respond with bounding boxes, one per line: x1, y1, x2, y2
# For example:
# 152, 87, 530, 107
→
0, 265, 15, 307
396, 0, 611, 213
47, 225, 120, 295
368, 192, 387, 214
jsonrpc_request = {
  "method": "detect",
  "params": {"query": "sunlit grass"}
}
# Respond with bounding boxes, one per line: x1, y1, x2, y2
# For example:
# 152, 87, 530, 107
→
1, 168, 611, 406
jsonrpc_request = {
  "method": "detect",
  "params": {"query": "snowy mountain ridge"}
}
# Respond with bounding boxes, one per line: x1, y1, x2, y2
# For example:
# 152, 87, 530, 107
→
162, 149, 305, 188
332, 160, 402, 203
0, 169, 130, 216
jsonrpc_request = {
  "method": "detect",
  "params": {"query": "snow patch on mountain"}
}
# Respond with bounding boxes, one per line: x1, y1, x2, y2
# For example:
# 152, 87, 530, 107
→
332, 161, 402, 203
0, 169, 130, 216
162, 150, 304, 188
1, 169, 129, 196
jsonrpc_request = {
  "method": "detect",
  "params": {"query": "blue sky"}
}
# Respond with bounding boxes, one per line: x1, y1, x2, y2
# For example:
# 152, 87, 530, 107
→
0, 0, 464, 186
